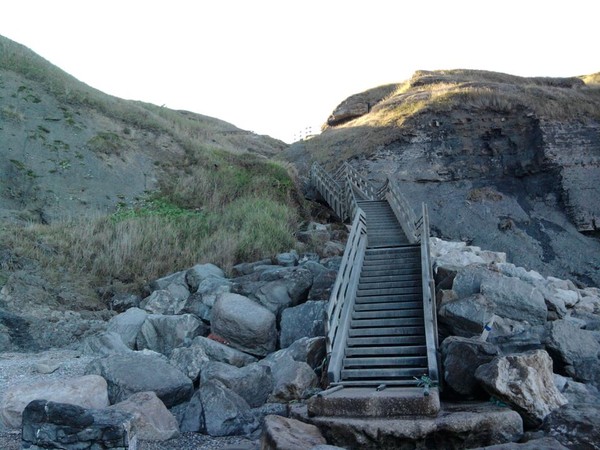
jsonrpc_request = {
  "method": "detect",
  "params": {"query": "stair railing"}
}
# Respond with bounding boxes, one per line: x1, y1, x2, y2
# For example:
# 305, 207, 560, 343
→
342, 162, 378, 200
420, 203, 440, 385
385, 178, 420, 244
310, 162, 348, 221
325, 208, 367, 383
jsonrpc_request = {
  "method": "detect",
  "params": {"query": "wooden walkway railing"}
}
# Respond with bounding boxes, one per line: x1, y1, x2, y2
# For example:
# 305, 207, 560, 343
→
311, 161, 439, 387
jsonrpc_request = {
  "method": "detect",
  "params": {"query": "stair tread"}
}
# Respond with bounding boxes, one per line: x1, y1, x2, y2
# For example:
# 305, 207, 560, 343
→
341, 367, 427, 379
351, 317, 423, 328
345, 345, 427, 356
348, 326, 425, 337
352, 309, 423, 319
343, 356, 428, 367
347, 336, 426, 346
354, 301, 423, 310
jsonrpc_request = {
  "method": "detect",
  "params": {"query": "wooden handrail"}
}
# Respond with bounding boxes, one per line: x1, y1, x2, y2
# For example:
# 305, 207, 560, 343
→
420, 203, 439, 385
326, 208, 367, 382
385, 178, 419, 243
310, 163, 348, 221
342, 162, 379, 200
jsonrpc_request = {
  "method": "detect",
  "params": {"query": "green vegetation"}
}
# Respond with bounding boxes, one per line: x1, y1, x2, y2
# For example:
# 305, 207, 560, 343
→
87, 131, 122, 156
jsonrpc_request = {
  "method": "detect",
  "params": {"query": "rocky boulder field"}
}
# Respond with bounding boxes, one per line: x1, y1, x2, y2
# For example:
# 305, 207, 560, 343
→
1, 223, 600, 449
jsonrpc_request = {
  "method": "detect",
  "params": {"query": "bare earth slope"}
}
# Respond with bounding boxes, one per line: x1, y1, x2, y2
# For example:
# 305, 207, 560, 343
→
282, 70, 600, 286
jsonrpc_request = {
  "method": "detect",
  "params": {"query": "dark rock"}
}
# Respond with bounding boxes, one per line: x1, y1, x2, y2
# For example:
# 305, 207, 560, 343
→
200, 361, 274, 408
441, 336, 500, 398
109, 293, 142, 313
185, 263, 225, 292
145, 270, 190, 301
545, 319, 600, 367
232, 259, 272, 277
471, 437, 569, 449
22, 400, 135, 449
140, 289, 187, 315
308, 269, 337, 301
211, 293, 277, 357
190, 335, 257, 367
85, 353, 193, 407
82, 331, 132, 356
279, 301, 327, 348
136, 314, 207, 357
169, 345, 209, 382
179, 391, 205, 433
543, 403, 600, 450
260, 354, 318, 402
439, 293, 495, 337
275, 251, 299, 267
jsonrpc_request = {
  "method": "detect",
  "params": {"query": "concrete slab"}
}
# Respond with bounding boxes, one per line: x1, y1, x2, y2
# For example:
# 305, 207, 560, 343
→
307, 386, 440, 417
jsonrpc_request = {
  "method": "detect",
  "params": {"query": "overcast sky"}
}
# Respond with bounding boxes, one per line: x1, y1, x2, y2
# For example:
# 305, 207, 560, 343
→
1, 0, 598, 142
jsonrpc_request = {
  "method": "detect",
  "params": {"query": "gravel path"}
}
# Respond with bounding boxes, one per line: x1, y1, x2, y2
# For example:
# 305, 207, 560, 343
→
0, 350, 260, 449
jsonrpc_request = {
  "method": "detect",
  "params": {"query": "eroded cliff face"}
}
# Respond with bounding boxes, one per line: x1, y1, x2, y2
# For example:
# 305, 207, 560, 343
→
344, 109, 600, 286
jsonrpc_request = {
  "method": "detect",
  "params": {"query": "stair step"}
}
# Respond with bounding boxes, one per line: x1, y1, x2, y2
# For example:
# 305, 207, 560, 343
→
345, 345, 427, 357
348, 326, 425, 337
343, 356, 428, 368
352, 308, 423, 320
359, 274, 421, 283
365, 247, 420, 256
341, 367, 427, 380
347, 335, 426, 347
358, 280, 421, 290
355, 294, 422, 305
351, 317, 423, 328
360, 267, 422, 276
362, 258, 420, 268
356, 287, 422, 297
354, 300, 423, 310
331, 379, 420, 387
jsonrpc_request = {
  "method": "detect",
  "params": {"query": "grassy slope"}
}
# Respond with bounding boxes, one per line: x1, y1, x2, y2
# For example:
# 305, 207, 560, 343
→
0, 35, 303, 301
301, 69, 600, 165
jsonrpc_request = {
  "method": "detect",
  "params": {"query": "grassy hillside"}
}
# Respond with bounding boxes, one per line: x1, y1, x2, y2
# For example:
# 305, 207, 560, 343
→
297, 69, 600, 165
0, 35, 303, 299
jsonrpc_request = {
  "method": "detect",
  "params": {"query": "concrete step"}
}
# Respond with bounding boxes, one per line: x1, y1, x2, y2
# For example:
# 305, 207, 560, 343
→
350, 317, 423, 328
346, 335, 426, 347
348, 326, 425, 338
345, 345, 427, 357
343, 356, 428, 368
352, 308, 423, 320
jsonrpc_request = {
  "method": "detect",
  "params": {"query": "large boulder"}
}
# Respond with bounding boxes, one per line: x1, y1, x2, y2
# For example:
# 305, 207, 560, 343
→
190, 335, 257, 367
258, 266, 313, 306
106, 307, 148, 348
441, 336, 500, 397
451, 265, 502, 298
261, 415, 327, 450
279, 301, 327, 348
211, 293, 277, 357
169, 345, 210, 382
308, 269, 337, 301
85, 353, 193, 407
439, 294, 495, 337
136, 314, 207, 357
185, 263, 225, 292
139, 289, 188, 315
109, 391, 179, 441
81, 331, 132, 356
475, 350, 567, 426
0, 375, 109, 429
146, 270, 190, 300
480, 277, 547, 325
200, 361, 274, 407
261, 354, 319, 402
196, 380, 259, 436
543, 403, 600, 450
21, 400, 136, 450
545, 319, 600, 366
183, 277, 232, 321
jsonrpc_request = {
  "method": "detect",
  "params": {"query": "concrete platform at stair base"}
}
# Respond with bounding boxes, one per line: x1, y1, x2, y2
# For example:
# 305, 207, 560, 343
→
307, 387, 440, 418
293, 402, 523, 450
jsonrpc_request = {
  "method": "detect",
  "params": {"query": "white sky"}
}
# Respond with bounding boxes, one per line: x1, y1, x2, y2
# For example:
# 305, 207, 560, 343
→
1, 0, 598, 142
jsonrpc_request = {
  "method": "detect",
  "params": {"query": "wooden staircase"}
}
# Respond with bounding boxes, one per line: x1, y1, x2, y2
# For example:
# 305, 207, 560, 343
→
340, 200, 428, 387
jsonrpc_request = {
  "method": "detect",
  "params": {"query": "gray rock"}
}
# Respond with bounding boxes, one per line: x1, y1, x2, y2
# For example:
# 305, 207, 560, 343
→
283, 336, 327, 369
452, 265, 502, 298
475, 350, 567, 426
136, 314, 207, 357
543, 403, 600, 450
109, 293, 142, 313
82, 331, 132, 356
0, 375, 109, 429
251, 403, 289, 427
109, 391, 179, 441
308, 269, 337, 301
200, 361, 274, 408
276, 250, 299, 267
472, 437, 569, 449
565, 358, 600, 389
441, 336, 500, 397
196, 277, 232, 308
545, 319, 600, 366
107, 307, 148, 348
211, 293, 277, 357
439, 294, 495, 336
232, 259, 272, 277
279, 301, 327, 348
169, 345, 210, 382
140, 289, 188, 315
191, 335, 257, 367
259, 266, 314, 305
320, 256, 342, 271
147, 270, 190, 301
199, 380, 259, 436
22, 400, 136, 450
186, 263, 225, 292
261, 355, 319, 402
481, 276, 547, 325
261, 415, 326, 450
85, 353, 193, 407
255, 280, 294, 316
